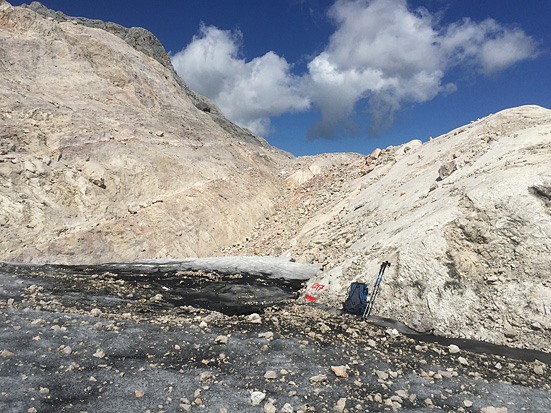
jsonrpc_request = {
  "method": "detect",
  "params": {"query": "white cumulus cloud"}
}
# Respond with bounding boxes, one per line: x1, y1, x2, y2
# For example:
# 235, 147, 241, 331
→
171, 1, 538, 139
171, 24, 310, 136
307, 0, 539, 138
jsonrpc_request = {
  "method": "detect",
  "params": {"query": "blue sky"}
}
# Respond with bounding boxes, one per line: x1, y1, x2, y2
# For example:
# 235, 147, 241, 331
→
11, 0, 550, 156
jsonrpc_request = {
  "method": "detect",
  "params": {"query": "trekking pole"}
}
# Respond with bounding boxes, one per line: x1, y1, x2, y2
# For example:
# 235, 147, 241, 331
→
363, 261, 391, 318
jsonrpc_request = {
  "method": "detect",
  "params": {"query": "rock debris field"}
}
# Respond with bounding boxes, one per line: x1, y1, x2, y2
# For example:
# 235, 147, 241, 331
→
1, 262, 550, 412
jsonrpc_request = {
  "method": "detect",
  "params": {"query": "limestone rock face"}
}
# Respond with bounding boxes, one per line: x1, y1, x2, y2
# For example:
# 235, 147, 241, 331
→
226, 105, 551, 352
0, 1, 291, 263
303, 106, 551, 351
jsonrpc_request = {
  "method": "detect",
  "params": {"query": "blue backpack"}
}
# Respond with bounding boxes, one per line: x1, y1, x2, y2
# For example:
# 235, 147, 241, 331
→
342, 282, 369, 316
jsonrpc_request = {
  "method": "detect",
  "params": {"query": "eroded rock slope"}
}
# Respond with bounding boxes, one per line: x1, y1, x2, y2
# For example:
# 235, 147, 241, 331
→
0, 1, 292, 263
226, 106, 551, 352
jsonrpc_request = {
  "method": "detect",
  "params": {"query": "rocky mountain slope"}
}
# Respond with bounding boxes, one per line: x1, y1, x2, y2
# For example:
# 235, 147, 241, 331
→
0, 0, 293, 263
224, 105, 551, 352
1, 1, 550, 353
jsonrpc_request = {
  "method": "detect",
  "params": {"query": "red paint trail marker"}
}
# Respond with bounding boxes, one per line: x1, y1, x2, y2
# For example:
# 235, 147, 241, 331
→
304, 283, 325, 301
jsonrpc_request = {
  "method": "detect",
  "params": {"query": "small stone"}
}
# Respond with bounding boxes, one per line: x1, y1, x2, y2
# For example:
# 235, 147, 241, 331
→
150, 294, 163, 302
334, 398, 346, 413
199, 372, 214, 382
439, 370, 453, 378
7, 298, 14, 306
331, 365, 349, 378
375, 370, 388, 380
503, 324, 517, 338
90, 308, 102, 316
395, 390, 408, 399
309, 374, 327, 384
199, 321, 207, 328
251, 391, 266, 406
530, 322, 542, 330
1, 349, 15, 357
438, 160, 457, 180
28, 408, 37, 413
62, 346, 72, 355
135, 390, 144, 398
264, 370, 278, 380
247, 313, 262, 324
481, 407, 508, 413
39, 387, 49, 395
458, 357, 469, 365
258, 331, 274, 340
448, 344, 460, 354
464, 400, 473, 407
386, 328, 400, 338
319, 323, 331, 333
264, 402, 276, 413
281, 403, 294, 413
533, 363, 545, 375
93, 349, 105, 358
367, 339, 377, 347
214, 335, 228, 344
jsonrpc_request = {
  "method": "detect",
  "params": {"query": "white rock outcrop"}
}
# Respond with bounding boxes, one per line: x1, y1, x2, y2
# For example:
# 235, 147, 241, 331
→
301, 106, 551, 351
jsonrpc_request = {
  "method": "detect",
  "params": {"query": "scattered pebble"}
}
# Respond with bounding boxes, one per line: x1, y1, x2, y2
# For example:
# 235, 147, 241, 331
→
334, 397, 347, 413
258, 331, 274, 340
449, 344, 460, 354
93, 349, 105, 358
247, 313, 262, 324
264, 370, 278, 380
331, 365, 349, 378
90, 308, 102, 316
199, 371, 214, 382
251, 391, 266, 406
309, 374, 327, 384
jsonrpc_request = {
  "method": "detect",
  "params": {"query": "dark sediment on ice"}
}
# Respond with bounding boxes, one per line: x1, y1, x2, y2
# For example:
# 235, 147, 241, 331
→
1, 262, 550, 412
